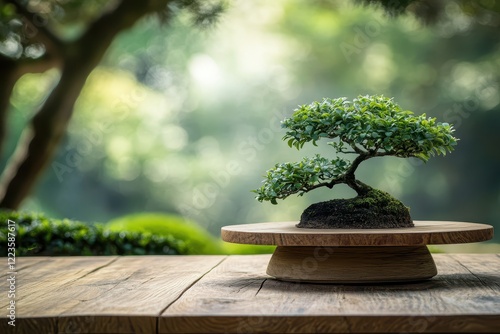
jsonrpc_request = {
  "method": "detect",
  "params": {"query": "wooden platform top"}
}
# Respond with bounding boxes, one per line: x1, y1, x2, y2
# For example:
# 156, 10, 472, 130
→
221, 221, 494, 246
1, 254, 499, 333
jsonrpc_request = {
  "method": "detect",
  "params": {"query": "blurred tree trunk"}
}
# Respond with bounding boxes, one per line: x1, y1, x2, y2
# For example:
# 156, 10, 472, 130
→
0, 57, 17, 156
0, 0, 167, 209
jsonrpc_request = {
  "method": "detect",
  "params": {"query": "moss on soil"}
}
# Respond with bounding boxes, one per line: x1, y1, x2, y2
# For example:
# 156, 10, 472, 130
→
296, 188, 414, 229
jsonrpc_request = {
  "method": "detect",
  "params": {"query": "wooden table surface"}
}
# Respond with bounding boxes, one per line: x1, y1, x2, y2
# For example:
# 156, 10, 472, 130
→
1, 254, 499, 333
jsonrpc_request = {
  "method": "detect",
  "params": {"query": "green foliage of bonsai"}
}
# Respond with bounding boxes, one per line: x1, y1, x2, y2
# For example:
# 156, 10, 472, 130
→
253, 95, 458, 228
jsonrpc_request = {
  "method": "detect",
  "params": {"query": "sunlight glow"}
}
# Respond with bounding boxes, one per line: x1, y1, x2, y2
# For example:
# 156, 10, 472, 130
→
188, 54, 222, 88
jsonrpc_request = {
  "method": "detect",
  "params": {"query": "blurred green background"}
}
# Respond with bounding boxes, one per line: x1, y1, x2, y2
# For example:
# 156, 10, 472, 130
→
2, 0, 499, 250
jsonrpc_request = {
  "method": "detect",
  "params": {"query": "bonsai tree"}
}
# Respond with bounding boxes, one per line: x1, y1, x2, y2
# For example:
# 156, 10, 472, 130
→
253, 95, 458, 229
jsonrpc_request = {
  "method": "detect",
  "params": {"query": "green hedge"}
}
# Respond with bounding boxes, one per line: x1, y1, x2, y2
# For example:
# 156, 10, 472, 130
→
107, 213, 275, 255
107, 212, 224, 254
0, 211, 276, 256
0, 211, 184, 256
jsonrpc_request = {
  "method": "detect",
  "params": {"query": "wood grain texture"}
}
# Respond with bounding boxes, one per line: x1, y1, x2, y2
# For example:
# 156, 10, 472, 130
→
266, 246, 437, 283
452, 253, 500, 278
161, 254, 500, 333
0, 257, 118, 334
221, 221, 494, 246
0, 256, 118, 310
54, 256, 225, 333
0, 256, 225, 334
0, 255, 498, 333
0, 257, 52, 279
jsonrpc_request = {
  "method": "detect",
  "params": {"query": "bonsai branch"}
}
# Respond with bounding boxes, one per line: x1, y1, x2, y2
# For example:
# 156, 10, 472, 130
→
349, 142, 366, 154
301, 178, 344, 193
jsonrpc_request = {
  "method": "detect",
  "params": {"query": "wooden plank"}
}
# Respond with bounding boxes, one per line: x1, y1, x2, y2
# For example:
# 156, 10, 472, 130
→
0, 257, 118, 334
221, 221, 493, 246
0, 317, 57, 334
450, 253, 500, 288
1, 254, 499, 333
161, 255, 275, 333
161, 254, 500, 333
0, 257, 118, 309
56, 256, 225, 333
58, 316, 155, 334
0, 256, 225, 334
0, 257, 52, 279
162, 315, 500, 333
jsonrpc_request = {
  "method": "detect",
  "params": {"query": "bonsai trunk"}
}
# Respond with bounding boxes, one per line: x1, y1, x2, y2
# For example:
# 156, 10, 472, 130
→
344, 153, 370, 196
295, 149, 414, 230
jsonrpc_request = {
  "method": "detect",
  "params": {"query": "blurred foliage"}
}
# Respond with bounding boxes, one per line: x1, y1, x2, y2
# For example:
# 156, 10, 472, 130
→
0, 211, 274, 255
0, 211, 184, 256
430, 243, 500, 254
0, 0, 226, 59
106, 212, 223, 254
222, 242, 275, 255
107, 212, 275, 254
2, 0, 499, 243
362, 0, 500, 25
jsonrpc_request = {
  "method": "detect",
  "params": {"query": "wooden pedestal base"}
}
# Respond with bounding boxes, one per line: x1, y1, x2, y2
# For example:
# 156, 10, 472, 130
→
266, 246, 438, 283
222, 221, 493, 284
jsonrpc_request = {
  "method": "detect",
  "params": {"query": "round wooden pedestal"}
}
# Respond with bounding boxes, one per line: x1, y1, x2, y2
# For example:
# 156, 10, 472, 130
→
222, 221, 493, 284
267, 246, 437, 283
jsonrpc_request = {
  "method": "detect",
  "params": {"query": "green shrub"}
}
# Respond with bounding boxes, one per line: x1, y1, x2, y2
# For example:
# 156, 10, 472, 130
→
0, 211, 184, 256
106, 212, 224, 254
221, 242, 275, 255
0, 211, 276, 256
107, 212, 276, 255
